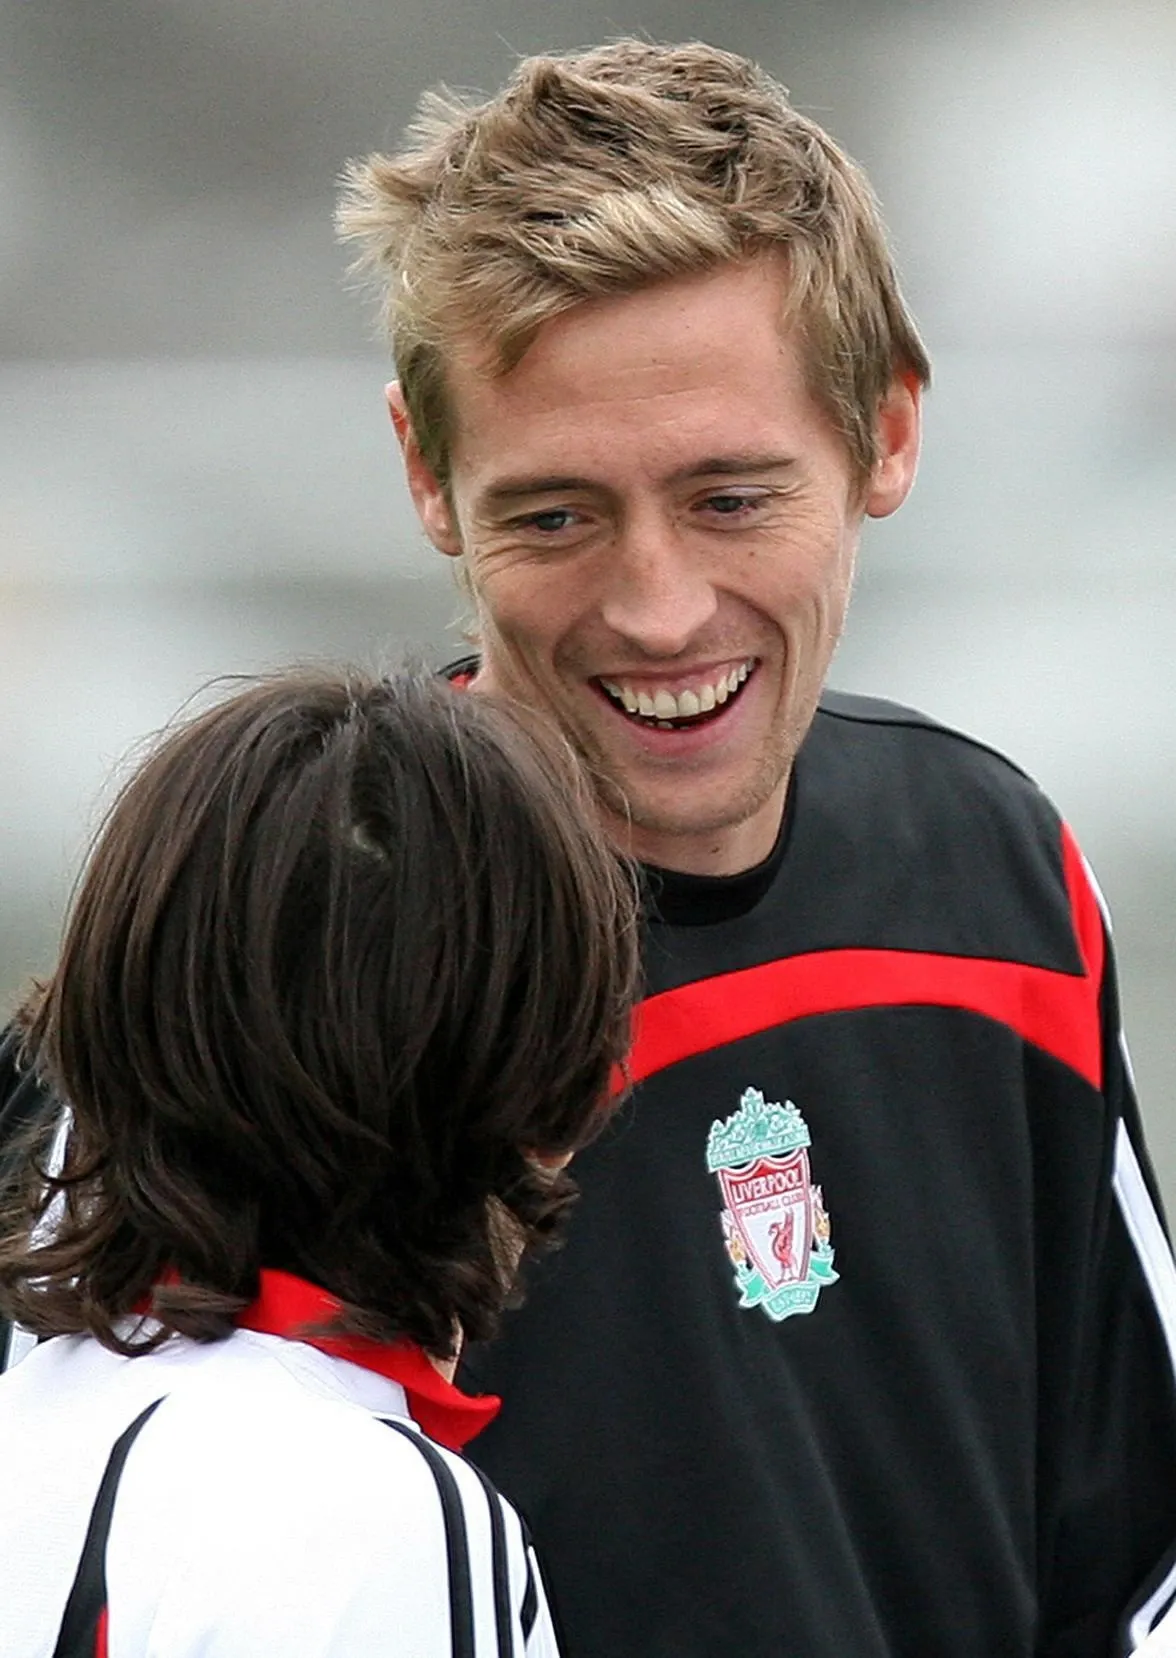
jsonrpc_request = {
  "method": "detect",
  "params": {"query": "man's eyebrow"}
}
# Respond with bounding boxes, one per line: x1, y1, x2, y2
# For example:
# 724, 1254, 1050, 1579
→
480, 475, 597, 506
479, 456, 797, 507
670, 454, 798, 482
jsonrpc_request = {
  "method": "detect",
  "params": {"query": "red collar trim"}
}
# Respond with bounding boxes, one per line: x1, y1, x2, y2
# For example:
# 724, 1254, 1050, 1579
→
233, 1268, 500, 1451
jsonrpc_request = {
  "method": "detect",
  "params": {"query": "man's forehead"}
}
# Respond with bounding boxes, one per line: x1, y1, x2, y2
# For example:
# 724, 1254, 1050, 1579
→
445, 256, 799, 398
448, 270, 813, 436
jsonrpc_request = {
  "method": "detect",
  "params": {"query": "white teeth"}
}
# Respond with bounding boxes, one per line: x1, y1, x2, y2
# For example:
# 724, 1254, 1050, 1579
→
653, 689, 678, 720
677, 689, 701, 718
601, 661, 754, 723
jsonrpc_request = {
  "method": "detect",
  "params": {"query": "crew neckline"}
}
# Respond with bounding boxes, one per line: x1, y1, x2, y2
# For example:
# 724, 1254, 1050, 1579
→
641, 791, 792, 927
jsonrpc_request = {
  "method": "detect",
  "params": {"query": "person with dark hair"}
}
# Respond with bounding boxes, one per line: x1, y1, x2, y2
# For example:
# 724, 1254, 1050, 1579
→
0, 665, 639, 1657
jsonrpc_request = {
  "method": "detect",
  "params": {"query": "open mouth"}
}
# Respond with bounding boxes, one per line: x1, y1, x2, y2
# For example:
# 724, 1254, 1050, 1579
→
597, 660, 755, 732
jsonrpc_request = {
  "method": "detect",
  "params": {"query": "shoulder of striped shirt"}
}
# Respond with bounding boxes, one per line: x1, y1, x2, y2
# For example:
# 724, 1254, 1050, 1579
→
44, 1387, 540, 1658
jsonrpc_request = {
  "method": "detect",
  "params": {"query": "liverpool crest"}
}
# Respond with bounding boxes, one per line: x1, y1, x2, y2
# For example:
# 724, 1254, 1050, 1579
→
707, 1087, 838, 1322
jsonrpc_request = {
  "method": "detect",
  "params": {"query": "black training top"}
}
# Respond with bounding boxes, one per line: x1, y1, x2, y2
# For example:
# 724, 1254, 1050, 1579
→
457, 686, 1176, 1658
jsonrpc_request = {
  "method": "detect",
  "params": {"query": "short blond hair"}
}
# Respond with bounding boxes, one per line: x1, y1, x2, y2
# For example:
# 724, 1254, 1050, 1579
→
337, 39, 930, 491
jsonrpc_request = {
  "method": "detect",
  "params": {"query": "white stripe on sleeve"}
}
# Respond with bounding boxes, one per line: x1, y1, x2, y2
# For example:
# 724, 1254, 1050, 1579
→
1115, 1120, 1176, 1652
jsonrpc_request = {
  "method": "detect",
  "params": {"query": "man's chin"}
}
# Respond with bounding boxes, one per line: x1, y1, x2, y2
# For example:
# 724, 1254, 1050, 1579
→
568, 715, 790, 865
597, 783, 782, 864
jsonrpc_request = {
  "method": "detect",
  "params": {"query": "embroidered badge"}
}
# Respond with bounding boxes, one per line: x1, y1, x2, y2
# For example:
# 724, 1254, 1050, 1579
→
707, 1087, 838, 1322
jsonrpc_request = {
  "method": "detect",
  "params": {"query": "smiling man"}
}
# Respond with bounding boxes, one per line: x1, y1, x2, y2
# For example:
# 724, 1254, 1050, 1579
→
397, 252, 915, 879
340, 38, 1176, 1658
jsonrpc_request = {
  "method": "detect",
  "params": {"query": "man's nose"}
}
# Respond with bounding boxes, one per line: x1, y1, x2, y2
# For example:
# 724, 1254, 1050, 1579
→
599, 515, 718, 657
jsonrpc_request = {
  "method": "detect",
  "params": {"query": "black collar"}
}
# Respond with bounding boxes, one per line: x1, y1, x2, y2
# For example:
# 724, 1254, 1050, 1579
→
639, 798, 791, 927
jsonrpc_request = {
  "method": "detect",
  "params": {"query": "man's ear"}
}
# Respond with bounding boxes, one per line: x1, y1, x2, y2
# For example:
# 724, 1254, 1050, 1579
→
385, 382, 462, 557
863, 373, 922, 520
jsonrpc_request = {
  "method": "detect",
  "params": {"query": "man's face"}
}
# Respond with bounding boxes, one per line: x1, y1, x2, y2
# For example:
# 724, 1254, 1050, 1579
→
397, 257, 919, 874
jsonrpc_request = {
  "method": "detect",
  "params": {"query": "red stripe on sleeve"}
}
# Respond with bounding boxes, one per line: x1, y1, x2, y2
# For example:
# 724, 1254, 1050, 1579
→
94, 1606, 108, 1658
1061, 821, 1106, 995
620, 946, 1103, 1093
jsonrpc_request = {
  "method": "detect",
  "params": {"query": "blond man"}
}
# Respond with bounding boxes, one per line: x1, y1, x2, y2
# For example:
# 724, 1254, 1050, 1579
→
334, 37, 1176, 1658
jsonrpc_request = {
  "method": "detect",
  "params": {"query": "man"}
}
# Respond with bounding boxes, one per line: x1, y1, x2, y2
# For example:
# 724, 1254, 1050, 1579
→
334, 39, 1176, 1658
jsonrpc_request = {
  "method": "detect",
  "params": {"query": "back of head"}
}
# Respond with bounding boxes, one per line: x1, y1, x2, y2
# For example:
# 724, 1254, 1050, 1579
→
337, 37, 929, 490
0, 668, 639, 1358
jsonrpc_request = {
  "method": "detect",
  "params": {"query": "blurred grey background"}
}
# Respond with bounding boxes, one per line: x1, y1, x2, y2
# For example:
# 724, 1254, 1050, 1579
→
2, 2, 1173, 1190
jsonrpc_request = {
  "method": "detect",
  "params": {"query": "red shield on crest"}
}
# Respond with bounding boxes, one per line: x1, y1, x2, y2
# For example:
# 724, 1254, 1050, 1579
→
718, 1150, 812, 1290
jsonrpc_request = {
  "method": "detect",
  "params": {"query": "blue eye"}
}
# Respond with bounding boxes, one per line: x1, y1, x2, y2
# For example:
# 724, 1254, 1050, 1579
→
525, 509, 576, 533
706, 493, 758, 515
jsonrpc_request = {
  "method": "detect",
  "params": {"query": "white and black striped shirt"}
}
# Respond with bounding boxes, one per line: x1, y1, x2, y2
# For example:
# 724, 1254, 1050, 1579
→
0, 1324, 559, 1657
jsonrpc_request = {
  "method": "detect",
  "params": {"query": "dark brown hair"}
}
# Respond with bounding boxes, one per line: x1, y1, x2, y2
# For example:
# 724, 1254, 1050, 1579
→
0, 667, 639, 1358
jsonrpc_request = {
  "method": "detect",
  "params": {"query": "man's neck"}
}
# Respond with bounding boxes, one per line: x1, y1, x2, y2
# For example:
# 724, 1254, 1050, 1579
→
606, 785, 789, 878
